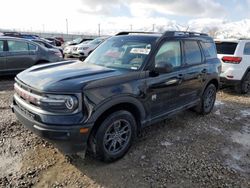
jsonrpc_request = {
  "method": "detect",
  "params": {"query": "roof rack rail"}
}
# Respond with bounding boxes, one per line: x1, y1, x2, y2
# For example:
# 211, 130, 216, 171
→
163, 31, 208, 37
239, 38, 250, 40
116, 31, 160, 36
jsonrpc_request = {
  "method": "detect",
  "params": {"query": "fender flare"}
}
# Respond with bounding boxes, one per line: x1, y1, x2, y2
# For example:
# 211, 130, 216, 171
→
87, 95, 146, 124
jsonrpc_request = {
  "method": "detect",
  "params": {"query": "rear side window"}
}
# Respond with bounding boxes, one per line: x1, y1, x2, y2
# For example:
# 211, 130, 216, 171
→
0, 41, 3, 52
215, 42, 238, 55
184, 41, 202, 65
243, 42, 250, 55
28, 43, 37, 51
201, 42, 217, 59
8, 40, 29, 52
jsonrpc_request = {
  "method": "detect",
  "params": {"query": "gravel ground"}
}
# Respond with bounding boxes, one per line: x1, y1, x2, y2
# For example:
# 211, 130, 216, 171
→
0, 77, 249, 188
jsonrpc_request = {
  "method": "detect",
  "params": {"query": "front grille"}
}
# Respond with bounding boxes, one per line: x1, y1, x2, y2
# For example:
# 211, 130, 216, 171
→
14, 82, 42, 107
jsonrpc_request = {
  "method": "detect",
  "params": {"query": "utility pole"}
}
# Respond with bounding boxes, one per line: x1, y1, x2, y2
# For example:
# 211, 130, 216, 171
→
42, 24, 45, 33
130, 24, 133, 31
98, 24, 101, 36
66, 19, 69, 35
152, 24, 155, 32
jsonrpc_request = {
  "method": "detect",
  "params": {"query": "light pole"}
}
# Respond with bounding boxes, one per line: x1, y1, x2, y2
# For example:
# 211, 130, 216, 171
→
66, 19, 69, 35
98, 24, 101, 36
152, 24, 155, 32
130, 24, 133, 31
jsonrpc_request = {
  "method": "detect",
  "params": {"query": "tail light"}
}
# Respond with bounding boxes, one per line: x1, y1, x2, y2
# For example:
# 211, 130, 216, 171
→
222, 56, 242, 64
54, 52, 63, 58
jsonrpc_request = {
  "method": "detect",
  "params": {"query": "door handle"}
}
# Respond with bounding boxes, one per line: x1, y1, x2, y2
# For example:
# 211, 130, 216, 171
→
164, 78, 181, 86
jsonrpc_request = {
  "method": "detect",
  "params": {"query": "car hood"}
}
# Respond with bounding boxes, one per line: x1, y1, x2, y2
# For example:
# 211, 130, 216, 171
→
16, 61, 123, 93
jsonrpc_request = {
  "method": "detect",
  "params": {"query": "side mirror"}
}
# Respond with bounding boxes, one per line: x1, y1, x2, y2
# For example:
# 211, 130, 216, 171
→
154, 62, 173, 73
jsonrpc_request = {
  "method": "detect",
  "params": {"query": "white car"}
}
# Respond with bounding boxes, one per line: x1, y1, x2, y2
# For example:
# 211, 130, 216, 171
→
216, 39, 250, 93
72, 37, 108, 60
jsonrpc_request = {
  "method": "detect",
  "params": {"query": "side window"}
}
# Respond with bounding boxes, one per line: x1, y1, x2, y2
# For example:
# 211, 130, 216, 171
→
0, 41, 3, 52
155, 41, 181, 68
8, 40, 29, 52
243, 42, 250, 55
28, 43, 37, 51
201, 42, 217, 59
184, 41, 202, 65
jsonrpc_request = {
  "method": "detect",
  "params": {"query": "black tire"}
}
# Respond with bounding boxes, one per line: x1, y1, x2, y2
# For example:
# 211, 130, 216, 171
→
194, 84, 217, 115
235, 72, 250, 94
94, 110, 136, 162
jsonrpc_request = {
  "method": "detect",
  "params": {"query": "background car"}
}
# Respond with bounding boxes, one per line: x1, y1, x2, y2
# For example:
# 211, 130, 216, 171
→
45, 37, 62, 46
0, 36, 64, 75
63, 39, 92, 58
31, 39, 64, 58
72, 37, 108, 60
216, 39, 250, 93
62, 37, 93, 48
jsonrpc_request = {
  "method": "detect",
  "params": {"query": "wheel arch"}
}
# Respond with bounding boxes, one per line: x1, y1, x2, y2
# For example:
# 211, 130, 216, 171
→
88, 97, 146, 140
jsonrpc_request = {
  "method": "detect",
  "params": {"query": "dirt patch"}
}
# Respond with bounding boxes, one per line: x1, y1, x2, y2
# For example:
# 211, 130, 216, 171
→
0, 79, 250, 188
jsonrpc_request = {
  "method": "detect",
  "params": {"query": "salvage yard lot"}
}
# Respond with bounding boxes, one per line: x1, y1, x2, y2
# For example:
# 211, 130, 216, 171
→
0, 77, 249, 188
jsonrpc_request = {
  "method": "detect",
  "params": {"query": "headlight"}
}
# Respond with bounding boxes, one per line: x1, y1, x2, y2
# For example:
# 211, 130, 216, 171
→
40, 94, 79, 113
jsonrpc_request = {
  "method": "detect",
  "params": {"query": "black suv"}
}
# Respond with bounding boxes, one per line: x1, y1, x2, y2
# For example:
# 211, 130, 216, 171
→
12, 31, 221, 162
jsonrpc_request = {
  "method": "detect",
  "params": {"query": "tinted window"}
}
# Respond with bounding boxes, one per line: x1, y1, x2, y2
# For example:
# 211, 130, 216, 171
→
28, 43, 37, 51
0, 41, 3, 52
8, 40, 28, 52
184, 41, 202, 65
243, 42, 250, 55
155, 41, 181, 68
201, 42, 217, 59
215, 42, 238, 55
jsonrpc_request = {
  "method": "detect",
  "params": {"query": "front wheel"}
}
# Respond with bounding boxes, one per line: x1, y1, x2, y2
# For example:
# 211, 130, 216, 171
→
94, 110, 137, 162
194, 84, 217, 115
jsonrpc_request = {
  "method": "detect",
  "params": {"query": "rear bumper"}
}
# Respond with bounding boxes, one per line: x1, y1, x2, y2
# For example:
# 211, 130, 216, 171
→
220, 77, 241, 86
12, 102, 93, 154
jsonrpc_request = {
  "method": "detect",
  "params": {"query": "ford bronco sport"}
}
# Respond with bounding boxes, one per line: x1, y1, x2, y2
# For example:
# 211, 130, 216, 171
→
12, 31, 221, 162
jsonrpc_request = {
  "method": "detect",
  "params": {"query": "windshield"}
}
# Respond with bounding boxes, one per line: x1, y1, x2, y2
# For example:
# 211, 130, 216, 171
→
73, 38, 82, 44
89, 38, 104, 45
85, 37, 152, 70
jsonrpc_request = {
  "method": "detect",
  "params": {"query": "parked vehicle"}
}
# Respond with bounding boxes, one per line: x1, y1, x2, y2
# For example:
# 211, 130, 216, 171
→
72, 37, 108, 60
55, 37, 64, 44
31, 39, 64, 58
216, 39, 250, 93
63, 40, 92, 58
45, 37, 62, 46
63, 37, 93, 48
12, 31, 220, 162
3, 32, 39, 39
0, 36, 63, 75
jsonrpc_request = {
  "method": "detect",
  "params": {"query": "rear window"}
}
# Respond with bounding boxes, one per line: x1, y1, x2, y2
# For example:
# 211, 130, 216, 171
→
184, 41, 202, 65
215, 42, 238, 55
243, 42, 250, 55
201, 42, 217, 59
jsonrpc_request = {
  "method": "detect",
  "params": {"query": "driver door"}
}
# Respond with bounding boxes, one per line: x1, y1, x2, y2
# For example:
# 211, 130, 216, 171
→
145, 40, 184, 119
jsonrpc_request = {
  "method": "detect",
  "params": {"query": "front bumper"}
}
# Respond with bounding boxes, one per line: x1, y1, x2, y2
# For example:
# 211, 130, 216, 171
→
12, 100, 93, 154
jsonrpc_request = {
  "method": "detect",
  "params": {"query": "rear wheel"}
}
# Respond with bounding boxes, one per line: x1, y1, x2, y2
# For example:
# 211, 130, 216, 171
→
194, 84, 217, 115
235, 72, 250, 94
93, 110, 136, 162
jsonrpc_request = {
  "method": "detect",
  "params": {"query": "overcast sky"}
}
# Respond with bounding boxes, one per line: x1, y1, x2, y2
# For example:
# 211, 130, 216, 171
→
0, 0, 250, 35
